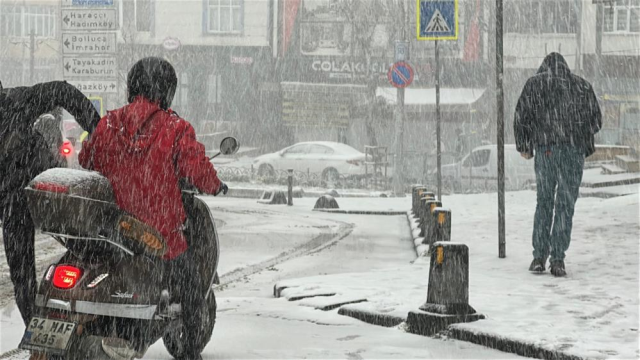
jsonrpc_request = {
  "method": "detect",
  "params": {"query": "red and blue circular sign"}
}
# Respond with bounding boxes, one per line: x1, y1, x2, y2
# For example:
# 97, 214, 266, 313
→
388, 62, 414, 88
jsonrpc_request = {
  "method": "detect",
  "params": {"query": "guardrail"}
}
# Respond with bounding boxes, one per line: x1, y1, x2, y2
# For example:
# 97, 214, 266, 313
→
216, 166, 386, 190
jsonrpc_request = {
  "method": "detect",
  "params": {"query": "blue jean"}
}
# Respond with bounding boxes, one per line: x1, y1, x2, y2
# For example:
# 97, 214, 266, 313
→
533, 145, 584, 262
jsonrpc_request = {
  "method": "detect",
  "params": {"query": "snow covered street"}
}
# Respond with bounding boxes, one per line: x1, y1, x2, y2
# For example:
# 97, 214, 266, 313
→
1, 190, 637, 359
2, 195, 531, 359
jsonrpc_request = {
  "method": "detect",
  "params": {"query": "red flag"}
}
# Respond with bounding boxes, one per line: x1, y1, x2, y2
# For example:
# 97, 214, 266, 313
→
463, 0, 481, 62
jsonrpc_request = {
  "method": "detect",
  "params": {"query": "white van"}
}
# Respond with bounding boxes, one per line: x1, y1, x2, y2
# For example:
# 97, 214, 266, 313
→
442, 144, 536, 192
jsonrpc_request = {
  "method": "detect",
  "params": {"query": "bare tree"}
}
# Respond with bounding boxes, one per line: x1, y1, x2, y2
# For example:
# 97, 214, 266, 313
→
337, 0, 390, 147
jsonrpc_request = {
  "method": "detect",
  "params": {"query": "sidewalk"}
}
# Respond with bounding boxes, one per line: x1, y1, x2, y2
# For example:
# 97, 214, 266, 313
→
274, 190, 640, 359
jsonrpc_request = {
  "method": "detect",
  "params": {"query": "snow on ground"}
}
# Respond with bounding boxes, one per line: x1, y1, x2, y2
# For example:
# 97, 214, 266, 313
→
275, 190, 640, 359
581, 168, 640, 186
1, 190, 636, 359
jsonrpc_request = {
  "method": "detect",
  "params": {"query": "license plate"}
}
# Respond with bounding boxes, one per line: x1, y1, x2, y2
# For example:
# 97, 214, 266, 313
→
19, 317, 76, 352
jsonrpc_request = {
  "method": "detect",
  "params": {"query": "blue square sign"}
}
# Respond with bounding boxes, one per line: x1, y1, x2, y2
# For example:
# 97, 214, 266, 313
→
417, 0, 458, 41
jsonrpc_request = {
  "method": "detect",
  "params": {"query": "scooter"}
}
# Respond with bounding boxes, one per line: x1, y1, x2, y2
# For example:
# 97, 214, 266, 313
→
18, 137, 240, 360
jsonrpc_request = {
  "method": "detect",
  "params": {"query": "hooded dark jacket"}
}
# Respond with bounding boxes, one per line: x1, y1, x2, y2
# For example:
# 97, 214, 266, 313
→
79, 97, 222, 260
0, 81, 101, 202
514, 53, 602, 157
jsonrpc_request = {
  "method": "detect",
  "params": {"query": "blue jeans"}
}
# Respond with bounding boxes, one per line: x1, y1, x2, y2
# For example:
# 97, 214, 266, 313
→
533, 145, 584, 262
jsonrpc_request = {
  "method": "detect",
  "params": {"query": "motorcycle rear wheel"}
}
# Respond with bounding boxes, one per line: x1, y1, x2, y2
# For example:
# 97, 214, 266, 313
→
162, 291, 217, 358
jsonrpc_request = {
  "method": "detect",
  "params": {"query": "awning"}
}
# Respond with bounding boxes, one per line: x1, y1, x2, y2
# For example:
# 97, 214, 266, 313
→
376, 87, 487, 112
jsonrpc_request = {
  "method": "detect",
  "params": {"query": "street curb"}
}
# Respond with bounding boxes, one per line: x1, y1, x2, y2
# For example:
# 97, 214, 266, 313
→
447, 327, 585, 360
313, 209, 406, 216
337, 306, 406, 328
581, 176, 640, 188
404, 210, 588, 360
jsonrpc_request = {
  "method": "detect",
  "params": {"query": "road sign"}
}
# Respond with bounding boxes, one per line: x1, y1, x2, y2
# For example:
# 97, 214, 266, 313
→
62, 33, 116, 54
388, 62, 414, 88
62, 0, 114, 6
395, 41, 410, 62
63, 56, 117, 78
67, 80, 117, 94
88, 96, 104, 116
61, 9, 117, 31
417, 0, 458, 41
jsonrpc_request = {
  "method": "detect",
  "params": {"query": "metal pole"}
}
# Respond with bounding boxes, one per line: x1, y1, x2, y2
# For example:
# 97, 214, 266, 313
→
435, 40, 442, 201
287, 169, 293, 206
393, 1, 407, 197
30, 31, 35, 83
496, 0, 506, 258
595, 2, 604, 91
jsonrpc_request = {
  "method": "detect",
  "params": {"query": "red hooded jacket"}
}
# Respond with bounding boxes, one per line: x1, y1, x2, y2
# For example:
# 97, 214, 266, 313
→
79, 97, 221, 260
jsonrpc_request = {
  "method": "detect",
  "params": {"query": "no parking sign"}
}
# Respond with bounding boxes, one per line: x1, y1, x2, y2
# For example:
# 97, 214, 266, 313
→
387, 62, 414, 89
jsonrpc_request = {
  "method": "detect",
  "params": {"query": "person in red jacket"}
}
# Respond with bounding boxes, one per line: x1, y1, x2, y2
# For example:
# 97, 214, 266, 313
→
79, 57, 226, 360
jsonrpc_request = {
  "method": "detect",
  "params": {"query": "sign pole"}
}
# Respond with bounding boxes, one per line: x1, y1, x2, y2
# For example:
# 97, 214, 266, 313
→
435, 40, 442, 201
394, 86, 405, 196
388, 61, 413, 197
496, 0, 506, 258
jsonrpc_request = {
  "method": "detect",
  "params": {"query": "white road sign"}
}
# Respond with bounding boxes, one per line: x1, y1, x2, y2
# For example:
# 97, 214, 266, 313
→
62, 33, 116, 54
61, 9, 117, 31
62, 0, 114, 6
63, 56, 117, 78
67, 80, 117, 94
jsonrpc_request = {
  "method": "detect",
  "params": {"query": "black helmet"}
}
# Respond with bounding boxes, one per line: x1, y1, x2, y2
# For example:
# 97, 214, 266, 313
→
126, 57, 177, 110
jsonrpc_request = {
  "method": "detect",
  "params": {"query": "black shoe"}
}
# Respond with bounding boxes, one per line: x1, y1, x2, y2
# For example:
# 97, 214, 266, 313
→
550, 260, 566, 277
528, 258, 546, 273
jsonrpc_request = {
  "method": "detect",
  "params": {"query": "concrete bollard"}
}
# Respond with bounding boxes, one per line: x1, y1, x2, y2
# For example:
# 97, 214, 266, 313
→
420, 200, 441, 239
314, 195, 339, 209
417, 194, 435, 224
432, 208, 452, 244
257, 190, 288, 205
406, 242, 484, 336
412, 186, 427, 214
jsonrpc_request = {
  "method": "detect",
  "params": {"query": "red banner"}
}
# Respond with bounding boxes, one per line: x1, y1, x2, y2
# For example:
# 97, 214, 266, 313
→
282, 0, 302, 56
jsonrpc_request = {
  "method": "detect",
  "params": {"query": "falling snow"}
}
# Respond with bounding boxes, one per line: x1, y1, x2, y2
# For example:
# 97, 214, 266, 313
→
1, 0, 639, 359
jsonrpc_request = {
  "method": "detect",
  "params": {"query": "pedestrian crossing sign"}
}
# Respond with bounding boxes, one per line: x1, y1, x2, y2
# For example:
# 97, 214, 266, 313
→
417, 0, 458, 41
88, 96, 104, 116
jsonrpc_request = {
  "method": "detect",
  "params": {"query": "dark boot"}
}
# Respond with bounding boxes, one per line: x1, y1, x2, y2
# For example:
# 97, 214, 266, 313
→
528, 258, 546, 273
550, 260, 566, 277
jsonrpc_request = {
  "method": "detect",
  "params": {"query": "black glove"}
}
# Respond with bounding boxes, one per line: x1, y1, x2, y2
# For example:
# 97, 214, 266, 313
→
215, 182, 229, 196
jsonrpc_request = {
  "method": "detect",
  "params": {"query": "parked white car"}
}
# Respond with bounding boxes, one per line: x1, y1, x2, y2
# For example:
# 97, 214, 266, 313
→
253, 142, 368, 181
441, 144, 536, 191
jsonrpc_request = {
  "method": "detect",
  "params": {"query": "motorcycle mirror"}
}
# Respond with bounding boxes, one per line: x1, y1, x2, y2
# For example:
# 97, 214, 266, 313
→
219, 137, 240, 156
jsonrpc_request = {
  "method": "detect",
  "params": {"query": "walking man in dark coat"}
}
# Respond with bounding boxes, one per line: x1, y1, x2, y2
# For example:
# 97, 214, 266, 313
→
514, 53, 602, 277
0, 80, 100, 324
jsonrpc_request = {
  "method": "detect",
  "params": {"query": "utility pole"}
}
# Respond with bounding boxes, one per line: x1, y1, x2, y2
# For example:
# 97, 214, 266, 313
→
435, 40, 442, 201
595, 2, 604, 91
496, 0, 506, 259
30, 31, 35, 83
393, 0, 407, 197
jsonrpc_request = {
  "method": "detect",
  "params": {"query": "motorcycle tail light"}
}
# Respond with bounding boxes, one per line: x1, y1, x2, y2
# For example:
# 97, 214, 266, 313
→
52, 265, 82, 289
44, 265, 55, 281
32, 182, 69, 193
60, 141, 73, 157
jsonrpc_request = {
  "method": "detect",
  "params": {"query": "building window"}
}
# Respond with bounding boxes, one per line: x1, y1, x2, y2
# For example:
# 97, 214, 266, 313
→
135, 0, 153, 32
0, 5, 56, 38
206, 0, 243, 34
605, 0, 640, 33
207, 74, 222, 104
504, 0, 578, 34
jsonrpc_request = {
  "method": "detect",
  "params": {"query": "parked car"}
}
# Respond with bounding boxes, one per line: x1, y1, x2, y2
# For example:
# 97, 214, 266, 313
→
441, 144, 536, 192
253, 141, 369, 181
